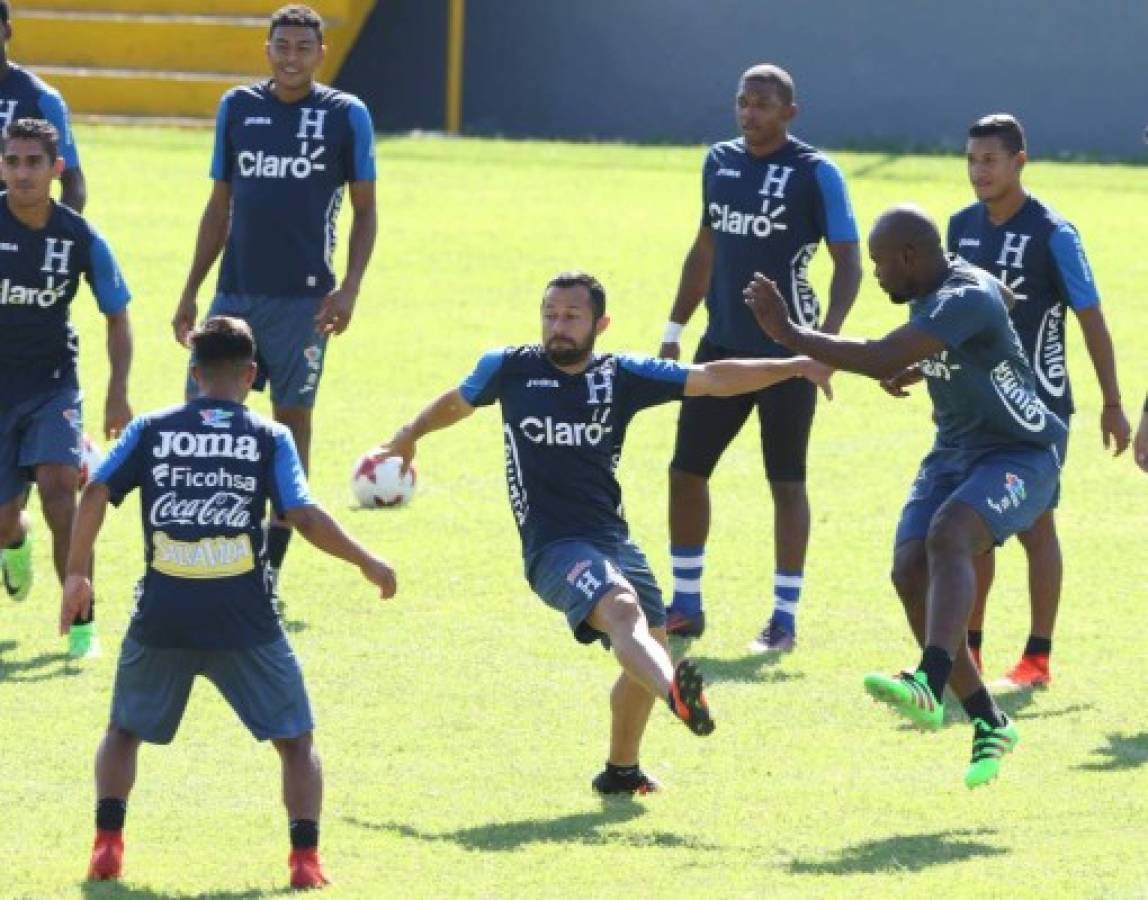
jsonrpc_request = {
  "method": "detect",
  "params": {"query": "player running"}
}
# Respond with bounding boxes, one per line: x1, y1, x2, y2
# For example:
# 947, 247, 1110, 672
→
377, 271, 831, 795
0, 1, 86, 211
659, 63, 861, 650
172, 4, 377, 600
65, 316, 396, 888
947, 113, 1130, 688
0, 118, 131, 658
745, 206, 1066, 788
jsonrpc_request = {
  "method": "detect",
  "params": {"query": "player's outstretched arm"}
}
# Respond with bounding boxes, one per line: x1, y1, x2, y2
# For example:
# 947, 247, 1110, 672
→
685, 357, 833, 399
104, 311, 133, 439
1074, 306, 1130, 455
172, 181, 232, 346
660, 226, 715, 360
377, 389, 477, 474
284, 504, 397, 599
58, 483, 111, 634
880, 365, 924, 398
743, 273, 943, 380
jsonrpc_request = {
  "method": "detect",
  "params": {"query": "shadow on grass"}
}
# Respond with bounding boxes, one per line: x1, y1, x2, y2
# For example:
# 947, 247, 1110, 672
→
345, 803, 720, 852
0, 639, 80, 683
1075, 731, 1148, 772
788, 827, 1005, 875
81, 883, 293, 899
685, 653, 806, 685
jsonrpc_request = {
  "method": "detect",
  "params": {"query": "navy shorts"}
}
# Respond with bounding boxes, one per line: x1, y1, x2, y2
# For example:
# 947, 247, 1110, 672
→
0, 385, 82, 505
110, 635, 314, 744
895, 443, 1062, 548
527, 539, 667, 644
187, 294, 328, 409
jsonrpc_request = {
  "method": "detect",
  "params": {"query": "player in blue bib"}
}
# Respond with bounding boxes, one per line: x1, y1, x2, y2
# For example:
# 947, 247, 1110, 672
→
746, 206, 1066, 788
61, 317, 397, 889
0, 2, 85, 211
377, 271, 831, 795
658, 64, 862, 650
172, 4, 377, 598
947, 114, 1131, 689
0, 118, 132, 658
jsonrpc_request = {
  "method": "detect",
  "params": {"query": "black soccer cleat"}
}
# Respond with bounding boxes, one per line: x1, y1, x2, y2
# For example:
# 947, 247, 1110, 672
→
592, 766, 661, 796
668, 658, 715, 736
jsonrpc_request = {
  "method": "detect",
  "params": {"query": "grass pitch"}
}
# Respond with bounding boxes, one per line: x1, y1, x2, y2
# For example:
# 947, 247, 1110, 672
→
2, 128, 1146, 898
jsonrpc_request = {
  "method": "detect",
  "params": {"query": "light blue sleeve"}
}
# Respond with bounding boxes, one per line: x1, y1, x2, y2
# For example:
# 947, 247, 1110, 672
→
271, 428, 314, 512
348, 98, 377, 182
814, 158, 859, 243
94, 415, 148, 503
87, 230, 131, 314
459, 350, 505, 407
1048, 223, 1100, 310
618, 354, 690, 386
36, 91, 80, 171
209, 94, 233, 181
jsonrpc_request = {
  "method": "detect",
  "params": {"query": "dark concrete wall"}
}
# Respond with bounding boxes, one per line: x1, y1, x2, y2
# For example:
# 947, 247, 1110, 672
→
341, 0, 1147, 158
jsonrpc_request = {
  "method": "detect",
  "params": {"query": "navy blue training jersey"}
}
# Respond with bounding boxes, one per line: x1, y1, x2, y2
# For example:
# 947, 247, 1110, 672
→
909, 257, 1067, 455
0, 198, 130, 406
702, 136, 858, 356
0, 64, 81, 171
94, 398, 313, 650
460, 347, 689, 562
947, 195, 1099, 420
210, 81, 376, 298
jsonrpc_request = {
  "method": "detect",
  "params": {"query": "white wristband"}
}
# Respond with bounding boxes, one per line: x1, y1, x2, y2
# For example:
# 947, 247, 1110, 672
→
662, 322, 684, 343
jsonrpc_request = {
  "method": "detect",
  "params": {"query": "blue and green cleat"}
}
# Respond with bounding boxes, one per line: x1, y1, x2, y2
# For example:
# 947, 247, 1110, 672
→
68, 622, 101, 659
863, 669, 944, 730
1, 534, 34, 602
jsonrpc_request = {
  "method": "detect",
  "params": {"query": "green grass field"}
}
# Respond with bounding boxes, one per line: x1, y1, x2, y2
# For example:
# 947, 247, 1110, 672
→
3, 127, 1147, 898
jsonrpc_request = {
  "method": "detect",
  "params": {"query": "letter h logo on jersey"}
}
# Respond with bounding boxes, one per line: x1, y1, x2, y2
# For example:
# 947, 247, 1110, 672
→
584, 369, 614, 406
0, 100, 17, 131
41, 238, 74, 275
296, 108, 328, 141
995, 231, 1030, 302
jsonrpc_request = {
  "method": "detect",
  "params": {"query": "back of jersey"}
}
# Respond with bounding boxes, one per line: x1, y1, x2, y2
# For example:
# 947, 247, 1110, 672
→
96, 397, 312, 650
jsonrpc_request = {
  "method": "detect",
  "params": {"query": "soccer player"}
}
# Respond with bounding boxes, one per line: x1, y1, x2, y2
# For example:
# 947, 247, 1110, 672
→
948, 114, 1131, 688
377, 271, 832, 795
0, 118, 131, 658
659, 63, 861, 649
63, 316, 397, 888
0, 1, 86, 211
171, 4, 377, 599
745, 206, 1067, 788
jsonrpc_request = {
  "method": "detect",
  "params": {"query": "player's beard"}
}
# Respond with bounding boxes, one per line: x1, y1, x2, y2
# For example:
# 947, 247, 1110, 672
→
545, 335, 595, 367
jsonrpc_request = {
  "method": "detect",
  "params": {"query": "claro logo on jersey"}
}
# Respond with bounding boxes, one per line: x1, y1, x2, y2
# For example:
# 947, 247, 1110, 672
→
518, 415, 612, 447
989, 360, 1048, 432
237, 106, 328, 179
0, 276, 70, 308
152, 431, 260, 460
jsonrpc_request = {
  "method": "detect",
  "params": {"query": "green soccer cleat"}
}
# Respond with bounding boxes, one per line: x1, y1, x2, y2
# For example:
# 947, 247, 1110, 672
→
68, 622, 101, 660
863, 670, 944, 730
964, 716, 1019, 789
1, 535, 34, 602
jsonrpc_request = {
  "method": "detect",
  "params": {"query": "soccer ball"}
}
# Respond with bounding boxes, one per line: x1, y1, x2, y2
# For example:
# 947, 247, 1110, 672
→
78, 433, 105, 489
350, 451, 417, 508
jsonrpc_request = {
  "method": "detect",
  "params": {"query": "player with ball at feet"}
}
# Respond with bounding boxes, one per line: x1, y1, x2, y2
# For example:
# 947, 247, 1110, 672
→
376, 270, 832, 795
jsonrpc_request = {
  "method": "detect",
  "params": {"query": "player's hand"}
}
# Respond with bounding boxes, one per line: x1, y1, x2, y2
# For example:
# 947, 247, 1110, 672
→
315, 285, 358, 336
59, 574, 93, 635
1100, 404, 1131, 456
658, 341, 680, 361
104, 391, 132, 440
172, 292, 197, 347
1134, 411, 1148, 473
880, 366, 924, 399
376, 427, 417, 476
743, 273, 795, 343
360, 555, 397, 600
800, 358, 834, 400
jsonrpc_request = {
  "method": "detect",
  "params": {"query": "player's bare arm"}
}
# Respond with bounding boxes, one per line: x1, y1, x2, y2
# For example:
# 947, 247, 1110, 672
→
744, 273, 944, 379
284, 504, 396, 598
1074, 304, 1130, 455
820, 240, 862, 335
685, 356, 833, 399
104, 310, 132, 439
659, 225, 714, 360
378, 388, 476, 473
172, 180, 232, 346
59, 166, 86, 213
315, 179, 377, 337
880, 365, 925, 398
58, 481, 110, 633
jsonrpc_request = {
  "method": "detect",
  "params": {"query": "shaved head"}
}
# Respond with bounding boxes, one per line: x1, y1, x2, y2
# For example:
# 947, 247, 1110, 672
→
870, 204, 943, 255
868, 205, 948, 304
740, 64, 795, 105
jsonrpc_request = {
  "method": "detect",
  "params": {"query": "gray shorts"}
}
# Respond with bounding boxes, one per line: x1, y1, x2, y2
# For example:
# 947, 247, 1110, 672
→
186, 294, 328, 409
110, 635, 314, 744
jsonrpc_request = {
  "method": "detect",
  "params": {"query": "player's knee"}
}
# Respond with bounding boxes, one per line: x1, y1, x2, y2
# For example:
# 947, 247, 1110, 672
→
924, 513, 974, 563
768, 479, 807, 507
273, 732, 314, 758
37, 480, 77, 524
891, 545, 926, 603
105, 723, 141, 748
595, 589, 643, 632
669, 467, 708, 492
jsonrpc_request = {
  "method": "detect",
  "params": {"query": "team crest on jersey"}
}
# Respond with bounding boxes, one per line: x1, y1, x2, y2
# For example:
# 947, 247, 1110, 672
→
199, 408, 234, 429
986, 472, 1027, 515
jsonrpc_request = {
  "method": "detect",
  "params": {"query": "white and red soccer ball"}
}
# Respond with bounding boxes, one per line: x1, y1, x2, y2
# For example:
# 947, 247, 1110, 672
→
350, 451, 417, 508
78, 434, 105, 489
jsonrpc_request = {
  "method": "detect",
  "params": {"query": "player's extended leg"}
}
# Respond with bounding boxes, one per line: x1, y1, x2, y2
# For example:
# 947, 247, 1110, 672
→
966, 551, 994, 673
268, 404, 313, 606
89, 724, 142, 881
0, 492, 34, 602
272, 732, 330, 888
997, 511, 1060, 688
